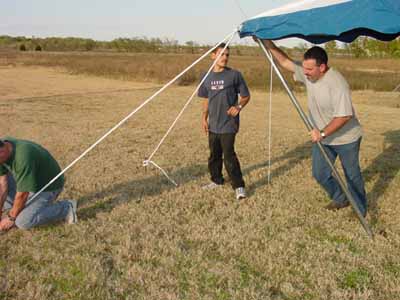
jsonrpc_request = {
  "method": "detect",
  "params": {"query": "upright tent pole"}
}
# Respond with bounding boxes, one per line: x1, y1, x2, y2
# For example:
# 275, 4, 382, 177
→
256, 39, 374, 239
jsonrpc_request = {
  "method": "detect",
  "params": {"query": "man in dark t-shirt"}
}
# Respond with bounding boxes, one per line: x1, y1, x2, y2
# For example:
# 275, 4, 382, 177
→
198, 43, 251, 200
0, 137, 77, 231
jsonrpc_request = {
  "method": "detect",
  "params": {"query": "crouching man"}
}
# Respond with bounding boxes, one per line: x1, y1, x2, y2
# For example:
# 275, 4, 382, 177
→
0, 137, 77, 231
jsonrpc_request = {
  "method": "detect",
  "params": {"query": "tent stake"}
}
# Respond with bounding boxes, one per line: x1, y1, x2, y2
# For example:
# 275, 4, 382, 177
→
257, 38, 374, 239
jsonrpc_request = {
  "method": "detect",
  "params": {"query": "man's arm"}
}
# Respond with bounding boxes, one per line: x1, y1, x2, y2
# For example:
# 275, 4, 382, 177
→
310, 116, 352, 143
201, 99, 209, 135
239, 95, 250, 108
8, 192, 29, 219
257, 39, 296, 73
227, 95, 250, 117
0, 191, 29, 230
0, 175, 8, 214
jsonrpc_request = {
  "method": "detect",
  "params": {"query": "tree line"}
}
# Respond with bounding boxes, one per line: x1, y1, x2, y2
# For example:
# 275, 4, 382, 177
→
325, 38, 400, 58
1, 35, 400, 58
0, 35, 211, 54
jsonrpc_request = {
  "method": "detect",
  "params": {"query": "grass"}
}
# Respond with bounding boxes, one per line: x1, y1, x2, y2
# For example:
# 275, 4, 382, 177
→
340, 268, 372, 290
0, 55, 400, 299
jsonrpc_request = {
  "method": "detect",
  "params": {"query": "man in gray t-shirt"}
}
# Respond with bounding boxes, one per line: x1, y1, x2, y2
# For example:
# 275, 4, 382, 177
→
258, 39, 367, 217
198, 43, 251, 200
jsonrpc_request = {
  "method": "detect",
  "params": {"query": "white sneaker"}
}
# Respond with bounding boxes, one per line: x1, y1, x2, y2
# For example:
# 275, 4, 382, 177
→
65, 200, 78, 224
235, 187, 246, 200
202, 182, 222, 190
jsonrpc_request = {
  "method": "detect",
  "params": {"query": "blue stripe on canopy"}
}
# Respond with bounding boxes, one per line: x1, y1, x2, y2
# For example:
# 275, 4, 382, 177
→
239, 0, 400, 44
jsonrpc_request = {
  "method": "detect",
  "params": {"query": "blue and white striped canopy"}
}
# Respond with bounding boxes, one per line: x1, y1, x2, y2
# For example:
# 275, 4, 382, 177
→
239, 0, 400, 44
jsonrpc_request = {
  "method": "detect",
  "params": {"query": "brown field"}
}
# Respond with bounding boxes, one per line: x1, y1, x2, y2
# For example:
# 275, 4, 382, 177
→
3, 50, 400, 92
0, 57, 400, 300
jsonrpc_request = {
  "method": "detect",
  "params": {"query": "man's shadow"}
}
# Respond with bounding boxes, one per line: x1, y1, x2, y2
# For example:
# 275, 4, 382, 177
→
363, 129, 400, 223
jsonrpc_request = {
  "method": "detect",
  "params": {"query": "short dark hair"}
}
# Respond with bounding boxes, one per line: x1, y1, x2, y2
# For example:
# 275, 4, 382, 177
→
212, 43, 230, 53
0, 140, 4, 148
304, 46, 328, 66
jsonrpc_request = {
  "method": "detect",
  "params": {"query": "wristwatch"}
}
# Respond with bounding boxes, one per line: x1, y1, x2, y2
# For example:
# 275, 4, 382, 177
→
237, 104, 243, 110
320, 130, 326, 139
7, 212, 16, 222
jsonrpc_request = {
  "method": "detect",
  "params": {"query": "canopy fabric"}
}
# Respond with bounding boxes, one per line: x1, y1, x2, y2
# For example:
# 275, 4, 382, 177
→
239, 0, 400, 44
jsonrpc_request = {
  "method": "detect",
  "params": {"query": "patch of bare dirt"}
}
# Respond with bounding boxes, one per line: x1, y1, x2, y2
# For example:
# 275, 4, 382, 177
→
0, 66, 158, 101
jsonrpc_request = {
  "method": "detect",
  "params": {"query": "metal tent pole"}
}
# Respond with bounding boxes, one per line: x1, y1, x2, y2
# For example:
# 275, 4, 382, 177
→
256, 39, 374, 239
393, 83, 400, 92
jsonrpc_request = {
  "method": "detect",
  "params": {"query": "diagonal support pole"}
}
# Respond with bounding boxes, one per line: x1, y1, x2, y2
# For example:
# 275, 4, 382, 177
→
256, 38, 374, 239
393, 83, 400, 92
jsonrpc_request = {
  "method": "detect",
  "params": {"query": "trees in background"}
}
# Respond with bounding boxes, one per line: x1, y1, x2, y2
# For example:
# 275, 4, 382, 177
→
1, 35, 400, 58
324, 37, 400, 58
0, 35, 187, 53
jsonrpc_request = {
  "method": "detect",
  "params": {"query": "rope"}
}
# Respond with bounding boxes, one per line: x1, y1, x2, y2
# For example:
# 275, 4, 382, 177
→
144, 32, 237, 185
261, 41, 275, 185
267, 63, 273, 185
28, 29, 238, 203
233, 0, 248, 19
143, 160, 178, 187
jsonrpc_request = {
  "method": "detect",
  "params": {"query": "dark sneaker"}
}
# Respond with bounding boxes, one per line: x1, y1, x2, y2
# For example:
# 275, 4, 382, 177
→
324, 201, 350, 211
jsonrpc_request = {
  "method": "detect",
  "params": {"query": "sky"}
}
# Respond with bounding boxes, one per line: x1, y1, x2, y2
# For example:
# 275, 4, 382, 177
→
1, 0, 300, 46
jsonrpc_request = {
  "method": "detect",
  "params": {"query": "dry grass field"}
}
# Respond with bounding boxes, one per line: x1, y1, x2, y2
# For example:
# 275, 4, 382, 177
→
4, 51, 400, 92
0, 54, 400, 300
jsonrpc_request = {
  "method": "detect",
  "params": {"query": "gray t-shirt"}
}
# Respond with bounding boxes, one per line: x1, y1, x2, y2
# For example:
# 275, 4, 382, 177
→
198, 67, 250, 134
294, 63, 362, 145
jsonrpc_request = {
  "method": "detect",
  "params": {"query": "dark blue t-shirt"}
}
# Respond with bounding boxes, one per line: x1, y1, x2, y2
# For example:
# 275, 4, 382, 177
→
198, 68, 250, 134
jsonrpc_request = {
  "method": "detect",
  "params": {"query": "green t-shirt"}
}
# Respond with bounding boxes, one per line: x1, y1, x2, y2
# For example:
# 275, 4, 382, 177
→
0, 137, 64, 192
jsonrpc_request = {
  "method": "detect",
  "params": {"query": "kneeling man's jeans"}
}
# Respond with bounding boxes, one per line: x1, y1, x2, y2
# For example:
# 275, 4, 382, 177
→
312, 138, 367, 216
3, 174, 70, 229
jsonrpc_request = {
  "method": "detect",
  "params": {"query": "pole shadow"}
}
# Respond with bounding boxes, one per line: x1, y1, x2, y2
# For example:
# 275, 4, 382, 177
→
243, 141, 312, 196
363, 130, 400, 223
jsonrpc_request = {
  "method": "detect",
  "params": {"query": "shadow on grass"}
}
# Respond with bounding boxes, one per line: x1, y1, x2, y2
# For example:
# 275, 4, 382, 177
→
243, 141, 312, 196
78, 142, 313, 220
363, 129, 400, 224
240, 130, 400, 225
79, 131, 400, 222
77, 164, 208, 220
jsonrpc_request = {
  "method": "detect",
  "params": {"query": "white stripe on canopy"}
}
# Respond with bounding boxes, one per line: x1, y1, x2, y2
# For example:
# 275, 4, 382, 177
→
250, 0, 352, 19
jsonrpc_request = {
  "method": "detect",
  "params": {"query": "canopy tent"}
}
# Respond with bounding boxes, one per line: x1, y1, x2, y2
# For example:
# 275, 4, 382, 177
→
239, 0, 400, 43
239, 0, 400, 239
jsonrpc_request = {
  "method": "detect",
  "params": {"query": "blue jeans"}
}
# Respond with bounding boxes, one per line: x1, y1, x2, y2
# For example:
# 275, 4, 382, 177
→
312, 138, 367, 216
3, 174, 70, 229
